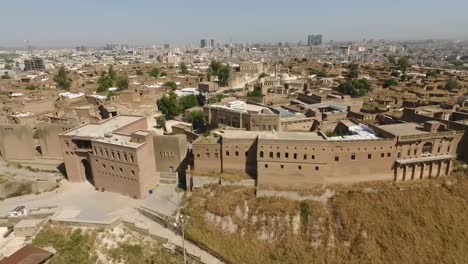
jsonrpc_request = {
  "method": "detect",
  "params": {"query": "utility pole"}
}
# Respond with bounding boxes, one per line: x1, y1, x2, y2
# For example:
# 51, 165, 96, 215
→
174, 213, 189, 264
175, 182, 189, 264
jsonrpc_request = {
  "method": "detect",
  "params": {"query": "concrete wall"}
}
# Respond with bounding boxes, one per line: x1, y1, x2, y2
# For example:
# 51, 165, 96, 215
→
280, 118, 314, 132
0, 180, 58, 199
189, 175, 255, 189
114, 117, 148, 135
153, 134, 187, 173
90, 141, 141, 198
90, 132, 158, 199
257, 139, 396, 189
134, 132, 158, 198
59, 135, 89, 182
222, 137, 257, 176
192, 142, 222, 174
0, 124, 35, 160
37, 122, 77, 158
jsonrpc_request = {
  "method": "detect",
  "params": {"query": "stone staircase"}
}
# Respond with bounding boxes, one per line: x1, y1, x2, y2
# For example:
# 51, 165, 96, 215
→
159, 172, 178, 185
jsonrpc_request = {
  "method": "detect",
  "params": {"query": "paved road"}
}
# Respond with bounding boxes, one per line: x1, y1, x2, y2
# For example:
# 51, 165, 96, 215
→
0, 180, 182, 223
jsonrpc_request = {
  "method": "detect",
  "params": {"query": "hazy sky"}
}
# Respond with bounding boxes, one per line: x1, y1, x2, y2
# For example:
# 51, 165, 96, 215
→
1, 0, 467, 47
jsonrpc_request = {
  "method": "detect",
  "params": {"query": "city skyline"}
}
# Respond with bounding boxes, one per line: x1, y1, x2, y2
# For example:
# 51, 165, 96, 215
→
1, 0, 468, 48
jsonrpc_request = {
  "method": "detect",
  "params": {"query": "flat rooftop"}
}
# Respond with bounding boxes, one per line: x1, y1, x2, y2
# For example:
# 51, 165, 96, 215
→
210, 101, 269, 114
62, 115, 143, 138
259, 132, 325, 141
194, 135, 220, 144
93, 133, 142, 148
222, 130, 273, 139
328, 123, 380, 141
377, 123, 430, 136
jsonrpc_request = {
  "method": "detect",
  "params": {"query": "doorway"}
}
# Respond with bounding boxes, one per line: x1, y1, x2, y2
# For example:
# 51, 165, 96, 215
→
81, 159, 94, 184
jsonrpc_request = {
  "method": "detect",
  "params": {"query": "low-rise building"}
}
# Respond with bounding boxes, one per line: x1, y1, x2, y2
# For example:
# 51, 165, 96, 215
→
59, 115, 187, 198
204, 101, 280, 131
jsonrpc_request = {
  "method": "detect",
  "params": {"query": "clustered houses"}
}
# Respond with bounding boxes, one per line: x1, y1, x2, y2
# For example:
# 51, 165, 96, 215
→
192, 119, 463, 190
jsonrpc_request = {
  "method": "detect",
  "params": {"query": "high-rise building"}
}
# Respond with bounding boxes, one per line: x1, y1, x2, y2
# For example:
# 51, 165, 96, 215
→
75, 46, 87, 52
23, 57, 45, 71
307, 34, 323, 46
201, 39, 215, 48
200, 39, 208, 48
163, 44, 170, 49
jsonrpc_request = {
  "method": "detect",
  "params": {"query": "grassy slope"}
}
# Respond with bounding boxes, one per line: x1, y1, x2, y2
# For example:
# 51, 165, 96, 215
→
32, 225, 184, 264
184, 175, 468, 264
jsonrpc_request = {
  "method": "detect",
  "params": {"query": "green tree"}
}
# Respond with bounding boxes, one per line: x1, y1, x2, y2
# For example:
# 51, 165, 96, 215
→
157, 92, 181, 119
160, 72, 167, 77
96, 66, 128, 92
208, 93, 225, 103
115, 75, 129, 90
25, 84, 38, 90
180, 62, 189, 74
383, 79, 398, 88
390, 71, 401, 77
163, 81, 177, 90
444, 79, 459, 91
348, 63, 359, 79
208, 60, 222, 75
108, 65, 116, 80
155, 116, 166, 128
179, 94, 200, 110
258, 72, 269, 79
96, 74, 113, 93
189, 110, 205, 131
400, 74, 409, 82
348, 69, 359, 79
54, 66, 72, 90
247, 88, 263, 98
398, 57, 411, 73
208, 60, 230, 87
316, 70, 329, 78
149, 68, 160, 78
426, 70, 439, 78
337, 79, 372, 97
1, 72, 11, 79
107, 91, 116, 100
217, 65, 230, 87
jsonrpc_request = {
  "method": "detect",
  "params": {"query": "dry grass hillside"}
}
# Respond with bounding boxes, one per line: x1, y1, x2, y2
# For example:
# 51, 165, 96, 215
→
32, 225, 184, 264
184, 169, 468, 264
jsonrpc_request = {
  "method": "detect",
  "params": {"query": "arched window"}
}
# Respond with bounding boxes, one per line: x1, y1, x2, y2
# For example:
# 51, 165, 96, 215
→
269, 152, 273, 158
260, 151, 264, 158
422, 142, 433, 154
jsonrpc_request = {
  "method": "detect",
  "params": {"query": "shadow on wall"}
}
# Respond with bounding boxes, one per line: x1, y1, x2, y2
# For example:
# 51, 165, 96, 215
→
177, 149, 192, 189
35, 145, 42, 155
245, 138, 258, 180
82, 159, 94, 185
56, 163, 67, 179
